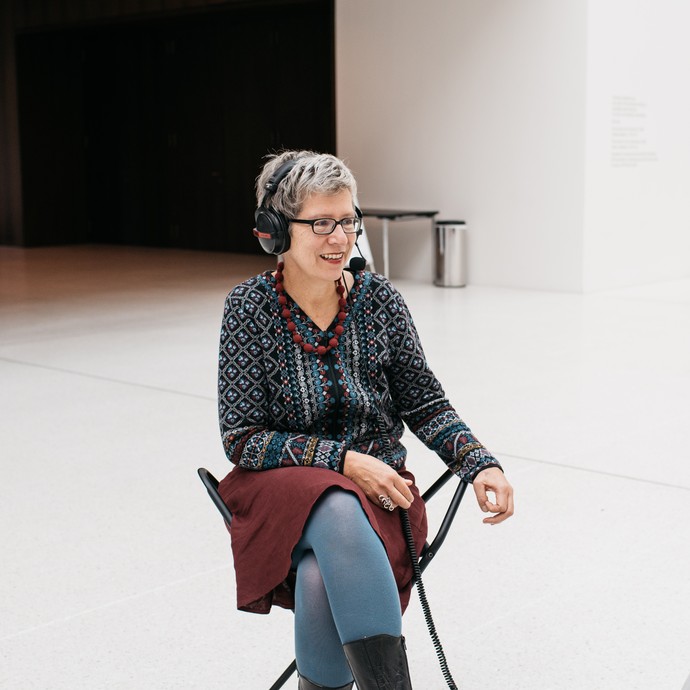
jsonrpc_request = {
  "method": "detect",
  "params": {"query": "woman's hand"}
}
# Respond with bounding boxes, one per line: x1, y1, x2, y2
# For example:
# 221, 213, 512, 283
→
472, 467, 514, 524
342, 450, 414, 510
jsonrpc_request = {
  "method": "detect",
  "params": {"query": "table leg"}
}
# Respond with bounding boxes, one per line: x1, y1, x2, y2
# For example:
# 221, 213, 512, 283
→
382, 218, 389, 278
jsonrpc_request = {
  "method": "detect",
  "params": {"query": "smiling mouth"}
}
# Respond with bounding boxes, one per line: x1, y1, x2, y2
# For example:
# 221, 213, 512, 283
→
320, 253, 344, 261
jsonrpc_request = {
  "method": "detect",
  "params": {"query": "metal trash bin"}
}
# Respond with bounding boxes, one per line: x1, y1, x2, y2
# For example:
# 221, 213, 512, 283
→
434, 220, 466, 287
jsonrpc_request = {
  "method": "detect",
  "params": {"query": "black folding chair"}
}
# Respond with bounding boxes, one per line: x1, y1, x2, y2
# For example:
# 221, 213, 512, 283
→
197, 467, 468, 690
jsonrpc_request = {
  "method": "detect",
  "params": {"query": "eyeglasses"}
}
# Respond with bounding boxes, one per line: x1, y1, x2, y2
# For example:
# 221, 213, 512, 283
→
289, 217, 362, 235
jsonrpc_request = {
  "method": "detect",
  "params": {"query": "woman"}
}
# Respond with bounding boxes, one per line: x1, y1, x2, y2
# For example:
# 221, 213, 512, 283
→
217, 150, 514, 690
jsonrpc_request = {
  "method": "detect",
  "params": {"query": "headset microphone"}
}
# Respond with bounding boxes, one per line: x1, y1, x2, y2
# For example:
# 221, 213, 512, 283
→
348, 255, 366, 272
347, 208, 367, 272
346, 247, 366, 307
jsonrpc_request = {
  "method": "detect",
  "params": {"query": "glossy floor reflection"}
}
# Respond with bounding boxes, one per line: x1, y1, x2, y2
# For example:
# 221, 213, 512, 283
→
1, 246, 688, 689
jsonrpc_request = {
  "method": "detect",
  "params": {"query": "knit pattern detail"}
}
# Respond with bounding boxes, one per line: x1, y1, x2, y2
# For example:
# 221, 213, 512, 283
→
218, 271, 500, 481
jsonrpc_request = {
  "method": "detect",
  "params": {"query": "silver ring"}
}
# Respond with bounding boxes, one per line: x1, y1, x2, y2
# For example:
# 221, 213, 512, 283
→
378, 494, 395, 512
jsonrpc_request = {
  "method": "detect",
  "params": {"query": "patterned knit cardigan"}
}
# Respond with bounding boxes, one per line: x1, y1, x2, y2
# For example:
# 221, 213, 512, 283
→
218, 270, 501, 482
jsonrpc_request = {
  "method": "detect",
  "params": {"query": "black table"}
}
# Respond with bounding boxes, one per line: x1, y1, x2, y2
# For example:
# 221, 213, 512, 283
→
361, 208, 439, 277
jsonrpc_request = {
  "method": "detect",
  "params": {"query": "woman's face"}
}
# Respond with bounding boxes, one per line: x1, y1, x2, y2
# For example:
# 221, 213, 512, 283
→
283, 189, 357, 284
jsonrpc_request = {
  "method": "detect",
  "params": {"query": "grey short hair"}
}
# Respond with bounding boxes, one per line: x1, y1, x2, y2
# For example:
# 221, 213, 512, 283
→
255, 150, 359, 219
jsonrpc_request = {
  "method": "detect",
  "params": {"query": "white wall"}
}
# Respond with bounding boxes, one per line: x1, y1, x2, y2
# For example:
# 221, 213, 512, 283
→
337, 0, 587, 290
583, 0, 690, 291
337, 0, 690, 292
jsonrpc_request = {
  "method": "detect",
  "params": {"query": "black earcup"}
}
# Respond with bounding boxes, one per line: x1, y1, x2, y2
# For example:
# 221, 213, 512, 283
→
253, 158, 300, 256
254, 206, 291, 255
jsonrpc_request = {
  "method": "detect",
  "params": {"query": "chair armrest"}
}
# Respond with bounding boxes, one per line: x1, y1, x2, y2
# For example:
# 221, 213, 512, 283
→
418, 477, 469, 576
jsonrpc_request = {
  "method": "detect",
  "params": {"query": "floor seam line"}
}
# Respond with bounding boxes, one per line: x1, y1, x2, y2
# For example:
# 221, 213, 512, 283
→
495, 451, 690, 492
0, 356, 215, 401
0, 564, 233, 642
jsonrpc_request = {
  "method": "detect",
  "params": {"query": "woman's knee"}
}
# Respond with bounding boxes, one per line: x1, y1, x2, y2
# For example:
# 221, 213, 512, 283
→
311, 489, 366, 525
306, 489, 381, 553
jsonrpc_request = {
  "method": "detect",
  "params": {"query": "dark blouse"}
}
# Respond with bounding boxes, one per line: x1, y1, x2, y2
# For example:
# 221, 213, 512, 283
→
218, 270, 500, 482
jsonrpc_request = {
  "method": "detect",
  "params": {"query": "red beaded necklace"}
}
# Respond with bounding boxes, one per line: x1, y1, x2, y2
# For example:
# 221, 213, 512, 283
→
275, 261, 347, 355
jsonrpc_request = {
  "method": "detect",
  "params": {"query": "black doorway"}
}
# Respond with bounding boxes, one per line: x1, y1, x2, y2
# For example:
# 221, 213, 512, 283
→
15, 1, 335, 253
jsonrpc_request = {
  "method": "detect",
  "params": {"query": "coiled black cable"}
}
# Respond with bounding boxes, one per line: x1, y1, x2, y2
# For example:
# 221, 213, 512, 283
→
400, 508, 459, 690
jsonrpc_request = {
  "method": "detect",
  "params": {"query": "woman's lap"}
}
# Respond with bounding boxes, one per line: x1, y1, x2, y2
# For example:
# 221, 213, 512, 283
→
217, 465, 428, 614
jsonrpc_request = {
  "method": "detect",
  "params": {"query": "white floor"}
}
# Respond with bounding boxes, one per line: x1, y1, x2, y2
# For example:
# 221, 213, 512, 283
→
1, 245, 689, 690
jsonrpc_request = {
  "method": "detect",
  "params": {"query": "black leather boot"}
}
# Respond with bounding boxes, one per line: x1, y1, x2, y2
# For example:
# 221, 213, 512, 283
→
342, 634, 412, 689
298, 674, 353, 689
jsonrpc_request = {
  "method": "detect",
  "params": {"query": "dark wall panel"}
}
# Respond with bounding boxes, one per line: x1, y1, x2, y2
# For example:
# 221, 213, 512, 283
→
16, 31, 89, 245
15, 1, 335, 252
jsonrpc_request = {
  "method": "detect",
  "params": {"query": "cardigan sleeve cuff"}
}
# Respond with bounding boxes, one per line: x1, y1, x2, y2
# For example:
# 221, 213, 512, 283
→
454, 447, 502, 482
305, 437, 348, 472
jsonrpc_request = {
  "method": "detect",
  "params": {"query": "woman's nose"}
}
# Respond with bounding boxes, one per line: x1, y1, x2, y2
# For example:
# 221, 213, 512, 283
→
328, 223, 349, 241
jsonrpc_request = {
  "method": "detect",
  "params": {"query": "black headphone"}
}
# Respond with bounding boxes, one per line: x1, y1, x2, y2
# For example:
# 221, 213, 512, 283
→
253, 158, 363, 256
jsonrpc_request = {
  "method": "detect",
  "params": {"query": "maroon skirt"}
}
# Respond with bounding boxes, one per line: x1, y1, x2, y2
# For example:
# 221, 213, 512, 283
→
217, 465, 428, 615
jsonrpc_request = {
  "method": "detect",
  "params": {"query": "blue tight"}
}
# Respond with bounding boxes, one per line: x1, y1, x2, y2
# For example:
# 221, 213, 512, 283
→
291, 489, 402, 687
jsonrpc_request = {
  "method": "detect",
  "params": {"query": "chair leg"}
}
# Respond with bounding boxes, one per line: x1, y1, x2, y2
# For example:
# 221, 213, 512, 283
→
298, 674, 353, 689
342, 634, 412, 689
